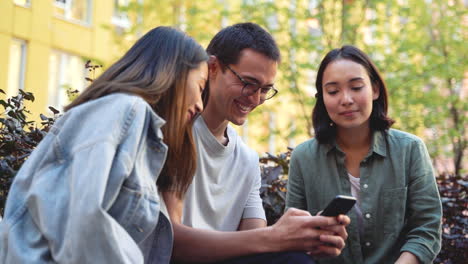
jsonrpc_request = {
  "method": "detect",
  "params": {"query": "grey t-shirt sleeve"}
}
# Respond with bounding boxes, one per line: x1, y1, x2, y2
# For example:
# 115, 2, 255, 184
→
241, 165, 266, 220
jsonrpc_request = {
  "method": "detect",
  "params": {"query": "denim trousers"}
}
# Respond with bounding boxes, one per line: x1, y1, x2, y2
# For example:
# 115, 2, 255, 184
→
217, 252, 315, 264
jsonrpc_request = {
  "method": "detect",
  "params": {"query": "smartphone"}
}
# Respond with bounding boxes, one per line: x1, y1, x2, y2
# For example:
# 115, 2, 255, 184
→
320, 195, 357, 217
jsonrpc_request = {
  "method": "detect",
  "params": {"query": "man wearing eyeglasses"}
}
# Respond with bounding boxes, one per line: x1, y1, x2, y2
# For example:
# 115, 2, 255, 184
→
164, 23, 350, 264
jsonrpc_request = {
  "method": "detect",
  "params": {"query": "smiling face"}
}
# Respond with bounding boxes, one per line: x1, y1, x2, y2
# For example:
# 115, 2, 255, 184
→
185, 62, 208, 123
322, 59, 380, 131
204, 48, 277, 126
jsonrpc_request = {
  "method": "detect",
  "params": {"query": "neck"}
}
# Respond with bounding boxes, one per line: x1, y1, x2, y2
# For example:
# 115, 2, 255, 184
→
336, 126, 372, 151
201, 111, 229, 145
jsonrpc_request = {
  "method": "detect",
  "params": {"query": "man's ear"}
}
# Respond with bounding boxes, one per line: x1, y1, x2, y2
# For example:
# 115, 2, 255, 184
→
208, 55, 219, 78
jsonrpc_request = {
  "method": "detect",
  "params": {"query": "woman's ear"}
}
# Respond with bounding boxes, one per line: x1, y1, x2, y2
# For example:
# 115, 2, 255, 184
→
372, 83, 380, 100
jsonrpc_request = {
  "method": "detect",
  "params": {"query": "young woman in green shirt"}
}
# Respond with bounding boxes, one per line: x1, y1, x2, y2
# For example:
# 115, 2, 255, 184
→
286, 45, 442, 264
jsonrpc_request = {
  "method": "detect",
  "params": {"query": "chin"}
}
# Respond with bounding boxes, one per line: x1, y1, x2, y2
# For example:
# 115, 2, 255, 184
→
230, 117, 247, 126
338, 121, 369, 130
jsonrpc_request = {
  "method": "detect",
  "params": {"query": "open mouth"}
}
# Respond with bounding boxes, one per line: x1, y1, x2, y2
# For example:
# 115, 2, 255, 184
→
234, 100, 253, 114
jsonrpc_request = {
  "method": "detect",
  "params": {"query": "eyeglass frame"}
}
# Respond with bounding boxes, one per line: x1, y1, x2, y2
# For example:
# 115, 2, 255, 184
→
224, 64, 278, 101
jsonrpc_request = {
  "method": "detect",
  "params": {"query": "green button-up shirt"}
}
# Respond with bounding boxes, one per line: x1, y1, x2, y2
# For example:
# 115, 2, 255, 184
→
286, 129, 442, 264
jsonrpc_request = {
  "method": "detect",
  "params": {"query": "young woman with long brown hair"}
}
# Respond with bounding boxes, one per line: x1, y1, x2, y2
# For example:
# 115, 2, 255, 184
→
0, 26, 208, 264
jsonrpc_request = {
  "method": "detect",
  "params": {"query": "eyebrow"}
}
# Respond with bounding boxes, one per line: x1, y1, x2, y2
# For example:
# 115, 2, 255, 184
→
349, 77, 364, 82
324, 77, 364, 87
244, 76, 275, 87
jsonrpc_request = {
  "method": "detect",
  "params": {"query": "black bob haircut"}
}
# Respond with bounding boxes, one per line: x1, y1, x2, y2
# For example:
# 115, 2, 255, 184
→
312, 45, 395, 144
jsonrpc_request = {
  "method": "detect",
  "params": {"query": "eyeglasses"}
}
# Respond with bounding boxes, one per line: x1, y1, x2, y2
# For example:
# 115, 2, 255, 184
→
225, 65, 278, 101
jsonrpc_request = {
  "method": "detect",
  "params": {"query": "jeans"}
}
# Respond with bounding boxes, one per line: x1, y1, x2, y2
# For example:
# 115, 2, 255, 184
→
217, 252, 315, 264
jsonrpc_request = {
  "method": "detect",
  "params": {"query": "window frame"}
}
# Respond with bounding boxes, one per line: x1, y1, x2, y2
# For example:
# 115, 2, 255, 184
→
7, 38, 27, 98
111, 0, 131, 29
48, 50, 87, 111
13, 0, 31, 7
53, 0, 93, 26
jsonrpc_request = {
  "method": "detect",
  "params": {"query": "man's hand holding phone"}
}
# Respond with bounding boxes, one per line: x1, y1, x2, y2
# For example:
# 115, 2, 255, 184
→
309, 195, 355, 258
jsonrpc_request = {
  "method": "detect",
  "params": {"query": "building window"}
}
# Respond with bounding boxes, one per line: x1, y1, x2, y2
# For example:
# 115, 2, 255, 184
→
7, 39, 27, 98
54, 0, 92, 25
14, 0, 31, 7
48, 50, 86, 110
112, 0, 131, 29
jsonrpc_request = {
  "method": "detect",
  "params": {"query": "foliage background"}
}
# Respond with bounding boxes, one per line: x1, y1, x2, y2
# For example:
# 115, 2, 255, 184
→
112, 0, 467, 175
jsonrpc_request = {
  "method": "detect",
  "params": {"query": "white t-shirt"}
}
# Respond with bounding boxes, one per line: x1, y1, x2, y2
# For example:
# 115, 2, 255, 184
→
182, 116, 266, 231
348, 173, 364, 236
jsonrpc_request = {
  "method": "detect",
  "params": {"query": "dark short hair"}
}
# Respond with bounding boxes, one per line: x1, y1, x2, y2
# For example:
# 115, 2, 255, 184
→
312, 45, 395, 144
206, 22, 281, 67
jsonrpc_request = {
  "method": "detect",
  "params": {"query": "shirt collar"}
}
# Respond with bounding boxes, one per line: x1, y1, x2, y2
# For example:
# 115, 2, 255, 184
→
372, 130, 387, 157
324, 130, 387, 158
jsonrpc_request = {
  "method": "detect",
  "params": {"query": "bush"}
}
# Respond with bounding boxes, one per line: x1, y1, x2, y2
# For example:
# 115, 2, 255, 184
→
434, 174, 468, 263
0, 89, 58, 216
259, 149, 291, 226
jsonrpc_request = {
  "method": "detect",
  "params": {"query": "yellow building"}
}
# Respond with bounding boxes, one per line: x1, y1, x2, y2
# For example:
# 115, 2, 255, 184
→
0, 0, 128, 116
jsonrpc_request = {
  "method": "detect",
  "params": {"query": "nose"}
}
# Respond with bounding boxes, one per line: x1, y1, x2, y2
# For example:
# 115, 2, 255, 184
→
246, 88, 262, 105
194, 98, 203, 114
341, 90, 353, 106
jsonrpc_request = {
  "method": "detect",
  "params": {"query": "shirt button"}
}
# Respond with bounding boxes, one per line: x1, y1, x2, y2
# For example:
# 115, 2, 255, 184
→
365, 242, 371, 247
363, 184, 369, 189
365, 213, 371, 219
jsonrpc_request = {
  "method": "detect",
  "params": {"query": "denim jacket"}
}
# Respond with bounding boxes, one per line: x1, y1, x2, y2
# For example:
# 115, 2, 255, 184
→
0, 93, 173, 263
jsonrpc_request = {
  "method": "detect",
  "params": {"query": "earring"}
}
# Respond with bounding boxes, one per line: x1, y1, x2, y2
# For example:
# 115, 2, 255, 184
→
329, 122, 334, 127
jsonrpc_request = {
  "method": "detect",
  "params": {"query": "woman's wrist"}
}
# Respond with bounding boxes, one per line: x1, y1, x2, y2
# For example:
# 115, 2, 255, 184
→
395, 251, 420, 264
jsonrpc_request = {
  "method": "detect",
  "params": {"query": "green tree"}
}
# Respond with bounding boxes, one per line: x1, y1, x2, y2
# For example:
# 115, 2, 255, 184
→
107, 0, 466, 174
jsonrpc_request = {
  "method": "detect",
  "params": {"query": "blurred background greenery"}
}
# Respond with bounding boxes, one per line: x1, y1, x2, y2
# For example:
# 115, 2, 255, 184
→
0, 0, 466, 175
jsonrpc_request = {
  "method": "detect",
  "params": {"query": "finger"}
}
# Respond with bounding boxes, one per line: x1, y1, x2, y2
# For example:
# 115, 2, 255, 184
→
286, 207, 312, 217
302, 216, 340, 228
304, 228, 335, 242
313, 244, 342, 257
321, 225, 348, 240
336, 214, 351, 226
307, 243, 342, 258
319, 234, 346, 250
307, 248, 322, 257
303, 239, 327, 251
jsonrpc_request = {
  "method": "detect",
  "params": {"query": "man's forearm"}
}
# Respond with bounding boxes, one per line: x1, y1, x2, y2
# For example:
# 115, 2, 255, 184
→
171, 222, 277, 263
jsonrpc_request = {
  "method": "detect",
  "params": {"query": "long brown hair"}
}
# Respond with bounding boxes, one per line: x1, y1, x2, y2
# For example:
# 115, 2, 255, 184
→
65, 26, 208, 198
